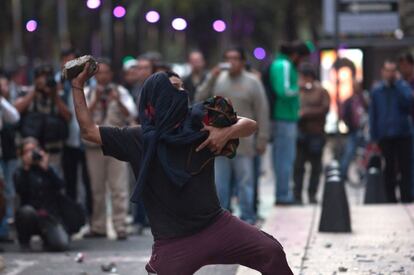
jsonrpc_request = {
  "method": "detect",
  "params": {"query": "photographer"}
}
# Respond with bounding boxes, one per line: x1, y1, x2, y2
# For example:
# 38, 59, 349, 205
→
83, 58, 137, 239
14, 65, 71, 171
0, 73, 21, 242
14, 137, 71, 251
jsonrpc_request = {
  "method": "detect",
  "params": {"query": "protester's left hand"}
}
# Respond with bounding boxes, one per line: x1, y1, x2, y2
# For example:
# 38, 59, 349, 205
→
196, 124, 232, 154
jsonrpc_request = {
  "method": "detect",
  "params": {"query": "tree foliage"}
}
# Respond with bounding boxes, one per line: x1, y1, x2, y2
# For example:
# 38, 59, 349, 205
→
0, 0, 322, 69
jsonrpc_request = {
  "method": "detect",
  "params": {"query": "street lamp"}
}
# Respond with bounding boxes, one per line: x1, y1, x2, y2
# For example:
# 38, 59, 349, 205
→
253, 47, 266, 60
86, 0, 101, 9
25, 20, 38, 32
212, 20, 226, 32
113, 6, 126, 18
146, 10, 160, 23
171, 18, 187, 31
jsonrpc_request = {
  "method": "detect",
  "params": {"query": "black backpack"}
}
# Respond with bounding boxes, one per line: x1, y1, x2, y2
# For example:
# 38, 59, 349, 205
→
20, 99, 68, 144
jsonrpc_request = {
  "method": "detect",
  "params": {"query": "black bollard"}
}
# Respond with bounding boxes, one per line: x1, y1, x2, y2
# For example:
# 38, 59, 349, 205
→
325, 160, 340, 173
326, 169, 341, 178
319, 161, 352, 233
364, 167, 387, 204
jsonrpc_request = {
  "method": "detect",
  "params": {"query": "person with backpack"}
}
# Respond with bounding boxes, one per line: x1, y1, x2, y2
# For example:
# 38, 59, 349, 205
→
14, 65, 71, 172
14, 137, 85, 251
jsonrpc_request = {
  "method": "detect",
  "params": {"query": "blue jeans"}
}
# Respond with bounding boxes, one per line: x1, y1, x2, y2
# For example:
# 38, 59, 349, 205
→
253, 156, 261, 214
0, 159, 18, 237
340, 131, 363, 179
272, 121, 297, 203
215, 156, 256, 224
411, 133, 414, 198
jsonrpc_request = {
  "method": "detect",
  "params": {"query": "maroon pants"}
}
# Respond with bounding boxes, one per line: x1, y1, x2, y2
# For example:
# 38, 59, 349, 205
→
145, 211, 293, 275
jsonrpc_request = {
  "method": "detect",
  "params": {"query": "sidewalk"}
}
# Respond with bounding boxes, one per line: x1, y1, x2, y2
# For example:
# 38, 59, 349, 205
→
236, 204, 414, 275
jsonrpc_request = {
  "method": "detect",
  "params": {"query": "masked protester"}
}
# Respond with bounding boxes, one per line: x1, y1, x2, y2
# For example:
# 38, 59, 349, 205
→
70, 64, 293, 275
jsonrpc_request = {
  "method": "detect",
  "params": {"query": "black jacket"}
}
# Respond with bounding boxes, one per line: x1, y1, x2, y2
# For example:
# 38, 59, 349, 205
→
14, 165, 63, 215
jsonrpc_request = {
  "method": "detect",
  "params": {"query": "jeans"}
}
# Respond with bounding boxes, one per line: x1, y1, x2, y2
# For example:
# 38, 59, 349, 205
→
0, 159, 18, 237
340, 130, 363, 179
253, 155, 261, 214
293, 136, 324, 201
411, 133, 414, 198
272, 121, 297, 203
15, 205, 69, 251
215, 156, 256, 224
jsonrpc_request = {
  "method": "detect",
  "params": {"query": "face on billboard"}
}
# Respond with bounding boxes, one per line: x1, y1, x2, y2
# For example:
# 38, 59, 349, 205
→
320, 49, 363, 133
329, 66, 354, 111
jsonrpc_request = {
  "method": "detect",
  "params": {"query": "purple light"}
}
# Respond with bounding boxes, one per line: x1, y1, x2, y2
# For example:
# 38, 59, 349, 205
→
86, 0, 101, 9
113, 6, 126, 18
212, 20, 226, 32
253, 47, 266, 60
171, 18, 187, 31
26, 20, 37, 32
145, 10, 160, 23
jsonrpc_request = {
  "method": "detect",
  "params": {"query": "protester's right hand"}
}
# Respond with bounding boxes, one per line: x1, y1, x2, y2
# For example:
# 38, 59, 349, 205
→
72, 62, 97, 88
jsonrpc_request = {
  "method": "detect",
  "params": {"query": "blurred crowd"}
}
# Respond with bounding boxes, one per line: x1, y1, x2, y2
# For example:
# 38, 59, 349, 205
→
0, 42, 413, 252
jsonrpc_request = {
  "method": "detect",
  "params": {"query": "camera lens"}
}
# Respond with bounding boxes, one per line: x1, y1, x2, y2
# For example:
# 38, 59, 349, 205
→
32, 150, 43, 162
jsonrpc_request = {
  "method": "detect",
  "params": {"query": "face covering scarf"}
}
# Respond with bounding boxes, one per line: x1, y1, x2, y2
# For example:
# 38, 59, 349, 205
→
130, 72, 239, 202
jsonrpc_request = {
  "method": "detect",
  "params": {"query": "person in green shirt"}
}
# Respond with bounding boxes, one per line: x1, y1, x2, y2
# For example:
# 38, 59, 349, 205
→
270, 41, 310, 205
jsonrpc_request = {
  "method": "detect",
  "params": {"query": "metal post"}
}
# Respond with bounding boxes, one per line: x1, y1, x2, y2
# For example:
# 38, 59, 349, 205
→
11, 0, 23, 59
334, 0, 342, 158
57, 0, 70, 49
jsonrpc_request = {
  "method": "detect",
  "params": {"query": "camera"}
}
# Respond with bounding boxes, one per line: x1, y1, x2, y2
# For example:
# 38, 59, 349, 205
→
218, 62, 232, 70
103, 85, 114, 95
46, 74, 57, 89
100, 84, 116, 101
32, 149, 43, 163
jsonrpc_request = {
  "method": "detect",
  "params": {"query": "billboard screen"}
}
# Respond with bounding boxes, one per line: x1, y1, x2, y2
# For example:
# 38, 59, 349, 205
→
320, 48, 364, 133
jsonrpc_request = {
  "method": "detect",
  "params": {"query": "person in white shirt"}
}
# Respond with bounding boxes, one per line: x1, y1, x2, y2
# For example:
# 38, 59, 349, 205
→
82, 58, 137, 240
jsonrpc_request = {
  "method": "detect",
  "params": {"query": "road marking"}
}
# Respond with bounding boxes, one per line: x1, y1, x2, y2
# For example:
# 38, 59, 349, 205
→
4, 260, 37, 275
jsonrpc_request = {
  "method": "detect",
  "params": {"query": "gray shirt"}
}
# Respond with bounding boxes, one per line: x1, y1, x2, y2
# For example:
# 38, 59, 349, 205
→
195, 70, 269, 157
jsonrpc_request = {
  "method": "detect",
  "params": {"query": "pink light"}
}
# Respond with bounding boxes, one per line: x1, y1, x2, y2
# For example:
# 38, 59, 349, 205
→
145, 10, 160, 23
26, 20, 37, 32
171, 18, 187, 31
113, 6, 126, 18
213, 20, 226, 32
86, 0, 101, 9
253, 47, 266, 60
